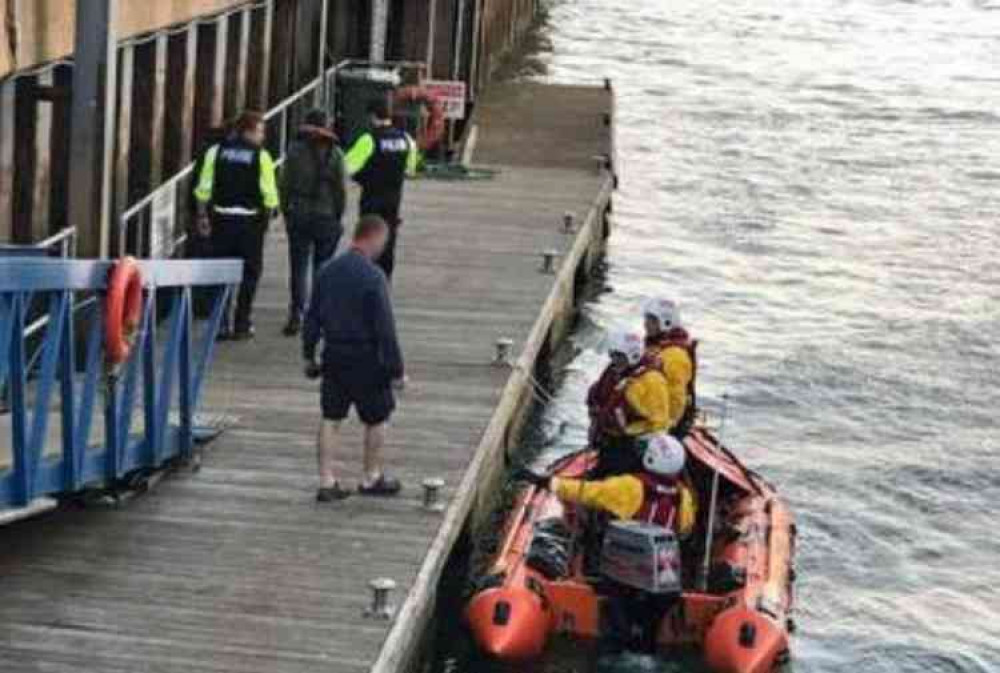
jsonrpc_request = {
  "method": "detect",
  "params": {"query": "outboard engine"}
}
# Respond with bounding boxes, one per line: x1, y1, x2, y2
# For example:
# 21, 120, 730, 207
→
600, 520, 682, 594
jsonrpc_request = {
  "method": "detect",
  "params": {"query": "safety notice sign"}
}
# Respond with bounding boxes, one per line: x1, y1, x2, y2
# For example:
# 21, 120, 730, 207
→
422, 80, 467, 120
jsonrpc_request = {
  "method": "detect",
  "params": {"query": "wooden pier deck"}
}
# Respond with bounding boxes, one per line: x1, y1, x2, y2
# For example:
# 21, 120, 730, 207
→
0, 82, 614, 673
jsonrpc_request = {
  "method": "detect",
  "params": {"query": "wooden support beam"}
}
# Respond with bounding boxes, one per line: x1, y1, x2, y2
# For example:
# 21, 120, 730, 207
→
48, 65, 73, 236
434, 0, 457, 80
247, 2, 273, 110
11, 77, 38, 243
293, 0, 318, 92
127, 35, 167, 210
426, 0, 438, 70
67, 0, 118, 260
164, 25, 198, 176
327, 0, 350, 61
31, 70, 53, 241
268, 0, 296, 104
193, 17, 227, 152
316, 0, 330, 104
225, 9, 251, 118
113, 45, 134, 250
0, 80, 15, 241
150, 36, 168, 187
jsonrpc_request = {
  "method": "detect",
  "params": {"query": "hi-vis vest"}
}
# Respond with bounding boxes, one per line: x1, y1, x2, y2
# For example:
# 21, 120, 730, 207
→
354, 126, 411, 207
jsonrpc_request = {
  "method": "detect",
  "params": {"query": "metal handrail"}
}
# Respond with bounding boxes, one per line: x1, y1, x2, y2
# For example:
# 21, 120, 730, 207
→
35, 227, 78, 257
118, 67, 338, 259
120, 164, 196, 225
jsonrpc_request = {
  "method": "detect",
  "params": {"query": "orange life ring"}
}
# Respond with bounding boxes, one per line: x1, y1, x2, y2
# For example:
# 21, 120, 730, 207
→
393, 85, 446, 151
105, 257, 144, 365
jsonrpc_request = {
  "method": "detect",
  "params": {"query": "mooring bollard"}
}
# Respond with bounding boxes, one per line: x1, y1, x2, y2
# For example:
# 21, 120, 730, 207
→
494, 337, 514, 367
541, 249, 558, 274
365, 578, 397, 620
422, 478, 446, 512
563, 211, 576, 234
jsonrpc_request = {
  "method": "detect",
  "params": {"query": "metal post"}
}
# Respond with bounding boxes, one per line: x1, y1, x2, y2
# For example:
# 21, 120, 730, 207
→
541, 249, 558, 274
426, 0, 438, 72
452, 0, 467, 81
697, 394, 730, 592
494, 337, 514, 366
422, 477, 445, 512
365, 578, 396, 619
67, 0, 118, 259
563, 211, 576, 234
370, 0, 389, 62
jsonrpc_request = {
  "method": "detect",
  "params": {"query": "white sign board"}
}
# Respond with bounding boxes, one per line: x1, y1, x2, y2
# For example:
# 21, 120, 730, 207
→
422, 80, 467, 120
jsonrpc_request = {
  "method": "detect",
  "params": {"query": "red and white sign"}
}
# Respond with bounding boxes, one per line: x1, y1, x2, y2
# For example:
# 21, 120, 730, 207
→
422, 79, 467, 120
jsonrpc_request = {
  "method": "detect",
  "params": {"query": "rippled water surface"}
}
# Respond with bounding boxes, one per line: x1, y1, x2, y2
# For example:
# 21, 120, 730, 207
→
438, 1, 1000, 671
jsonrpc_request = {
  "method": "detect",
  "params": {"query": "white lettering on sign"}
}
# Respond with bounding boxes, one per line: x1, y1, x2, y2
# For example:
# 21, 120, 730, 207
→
422, 80, 467, 120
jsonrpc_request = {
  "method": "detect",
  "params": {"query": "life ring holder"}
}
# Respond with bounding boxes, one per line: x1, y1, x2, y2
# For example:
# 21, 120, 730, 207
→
105, 256, 144, 366
393, 86, 446, 152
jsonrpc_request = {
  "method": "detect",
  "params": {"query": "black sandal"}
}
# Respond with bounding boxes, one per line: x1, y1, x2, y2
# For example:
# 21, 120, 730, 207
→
316, 483, 352, 502
358, 475, 402, 497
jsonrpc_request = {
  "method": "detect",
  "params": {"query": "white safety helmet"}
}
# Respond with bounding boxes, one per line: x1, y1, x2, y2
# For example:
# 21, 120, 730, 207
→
643, 298, 681, 332
606, 329, 644, 367
641, 432, 686, 477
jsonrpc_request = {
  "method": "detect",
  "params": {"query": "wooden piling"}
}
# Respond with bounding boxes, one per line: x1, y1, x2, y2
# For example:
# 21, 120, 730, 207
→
163, 25, 199, 175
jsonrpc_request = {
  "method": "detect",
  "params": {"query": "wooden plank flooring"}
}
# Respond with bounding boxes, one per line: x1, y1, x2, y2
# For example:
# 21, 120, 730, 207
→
0, 83, 612, 673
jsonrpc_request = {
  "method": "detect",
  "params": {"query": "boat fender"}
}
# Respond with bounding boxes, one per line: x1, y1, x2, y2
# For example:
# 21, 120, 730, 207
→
739, 622, 757, 649
105, 256, 143, 365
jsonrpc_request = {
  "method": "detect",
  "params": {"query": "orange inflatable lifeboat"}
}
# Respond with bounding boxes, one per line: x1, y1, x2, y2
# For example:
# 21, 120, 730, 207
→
465, 427, 797, 672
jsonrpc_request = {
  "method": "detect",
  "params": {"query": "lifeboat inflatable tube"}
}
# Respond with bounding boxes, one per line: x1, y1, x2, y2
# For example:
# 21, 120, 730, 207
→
393, 86, 446, 151
105, 256, 144, 365
465, 429, 797, 673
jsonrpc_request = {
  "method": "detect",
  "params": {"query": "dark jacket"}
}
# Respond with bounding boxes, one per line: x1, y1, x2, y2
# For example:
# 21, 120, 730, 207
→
302, 249, 404, 382
280, 125, 347, 220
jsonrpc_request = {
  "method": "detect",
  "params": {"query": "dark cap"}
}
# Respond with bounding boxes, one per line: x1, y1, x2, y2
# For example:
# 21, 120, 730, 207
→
304, 108, 330, 128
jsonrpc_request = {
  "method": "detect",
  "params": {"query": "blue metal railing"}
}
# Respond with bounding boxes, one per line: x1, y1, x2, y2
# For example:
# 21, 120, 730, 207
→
0, 258, 242, 510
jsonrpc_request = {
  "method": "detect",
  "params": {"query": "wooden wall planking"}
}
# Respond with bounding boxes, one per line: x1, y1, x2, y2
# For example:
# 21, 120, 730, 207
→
30, 70, 53, 241
47, 65, 73, 235
113, 47, 135, 251
11, 77, 38, 243
193, 17, 228, 154
268, 0, 296, 106
128, 38, 168, 207
246, 2, 273, 110
224, 9, 251, 119
432, 0, 456, 79
164, 25, 199, 176
0, 80, 15, 241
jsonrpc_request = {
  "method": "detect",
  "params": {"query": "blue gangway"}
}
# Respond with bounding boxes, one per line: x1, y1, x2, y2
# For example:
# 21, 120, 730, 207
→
0, 258, 242, 512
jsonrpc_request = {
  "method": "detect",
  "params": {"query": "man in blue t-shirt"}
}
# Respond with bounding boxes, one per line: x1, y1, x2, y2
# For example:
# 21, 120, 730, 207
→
302, 215, 406, 502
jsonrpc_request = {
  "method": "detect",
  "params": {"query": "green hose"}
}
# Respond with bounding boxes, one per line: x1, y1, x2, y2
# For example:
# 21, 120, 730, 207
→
416, 162, 501, 181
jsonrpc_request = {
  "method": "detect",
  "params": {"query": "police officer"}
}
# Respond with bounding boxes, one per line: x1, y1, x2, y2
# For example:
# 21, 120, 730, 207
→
194, 110, 280, 340
343, 98, 419, 281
